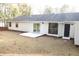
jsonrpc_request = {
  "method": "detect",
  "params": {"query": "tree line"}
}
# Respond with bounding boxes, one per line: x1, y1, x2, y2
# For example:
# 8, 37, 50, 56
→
0, 3, 74, 20
0, 3, 31, 20
43, 4, 74, 14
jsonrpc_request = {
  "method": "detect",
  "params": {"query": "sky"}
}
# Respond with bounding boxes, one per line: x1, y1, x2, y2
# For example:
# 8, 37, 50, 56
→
0, 0, 79, 14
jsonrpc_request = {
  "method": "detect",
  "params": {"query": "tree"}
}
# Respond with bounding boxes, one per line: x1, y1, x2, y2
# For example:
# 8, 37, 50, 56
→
0, 3, 31, 27
9, 4, 20, 18
18, 4, 31, 16
0, 3, 31, 20
60, 4, 69, 13
43, 6, 53, 14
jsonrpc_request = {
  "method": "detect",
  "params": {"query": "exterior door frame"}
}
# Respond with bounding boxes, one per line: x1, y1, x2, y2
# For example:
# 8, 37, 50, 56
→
64, 24, 70, 37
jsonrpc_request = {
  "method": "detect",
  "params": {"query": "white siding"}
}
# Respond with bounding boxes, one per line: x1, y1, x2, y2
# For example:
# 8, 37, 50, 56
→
70, 24, 75, 38
8, 22, 48, 34
58, 23, 64, 37
8, 22, 75, 39
40, 23, 48, 34
0, 21, 5, 27
8, 22, 33, 32
74, 22, 79, 45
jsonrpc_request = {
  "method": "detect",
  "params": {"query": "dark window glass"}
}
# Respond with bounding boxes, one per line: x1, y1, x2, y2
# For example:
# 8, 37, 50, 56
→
16, 23, 18, 28
9, 22, 11, 27
49, 23, 58, 34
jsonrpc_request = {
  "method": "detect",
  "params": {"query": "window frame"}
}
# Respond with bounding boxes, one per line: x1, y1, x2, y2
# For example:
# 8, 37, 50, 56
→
48, 23, 58, 34
9, 22, 11, 27
16, 23, 18, 28
33, 23, 40, 32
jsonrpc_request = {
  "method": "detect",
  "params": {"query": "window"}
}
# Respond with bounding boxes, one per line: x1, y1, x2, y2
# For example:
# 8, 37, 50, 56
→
33, 23, 40, 32
49, 23, 58, 34
16, 23, 18, 28
9, 22, 11, 27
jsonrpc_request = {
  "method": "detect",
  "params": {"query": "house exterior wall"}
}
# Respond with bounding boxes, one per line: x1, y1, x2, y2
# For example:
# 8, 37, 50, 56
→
47, 23, 75, 38
8, 22, 33, 32
74, 22, 79, 45
40, 23, 48, 34
62, 23, 75, 39
58, 23, 64, 37
8, 21, 75, 39
47, 23, 63, 37
70, 24, 75, 38
0, 21, 5, 27
8, 22, 48, 33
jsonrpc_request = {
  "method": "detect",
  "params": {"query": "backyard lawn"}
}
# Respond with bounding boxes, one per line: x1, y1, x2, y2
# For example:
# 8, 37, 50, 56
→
0, 31, 79, 56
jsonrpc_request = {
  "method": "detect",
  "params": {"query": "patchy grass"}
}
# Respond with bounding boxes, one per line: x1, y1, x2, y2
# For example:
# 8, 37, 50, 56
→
0, 31, 79, 56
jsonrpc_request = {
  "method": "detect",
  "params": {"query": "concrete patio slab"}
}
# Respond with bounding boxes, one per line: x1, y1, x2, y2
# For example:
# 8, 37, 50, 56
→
20, 32, 44, 38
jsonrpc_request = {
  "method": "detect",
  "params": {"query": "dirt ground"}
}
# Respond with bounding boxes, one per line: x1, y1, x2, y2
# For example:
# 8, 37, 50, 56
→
0, 31, 79, 56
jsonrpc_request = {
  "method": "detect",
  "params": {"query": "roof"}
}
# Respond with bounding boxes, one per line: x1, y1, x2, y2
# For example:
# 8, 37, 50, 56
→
10, 12, 79, 22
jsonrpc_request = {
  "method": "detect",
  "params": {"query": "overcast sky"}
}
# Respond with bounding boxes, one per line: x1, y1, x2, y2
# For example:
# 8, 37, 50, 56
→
0, 0, 79, 14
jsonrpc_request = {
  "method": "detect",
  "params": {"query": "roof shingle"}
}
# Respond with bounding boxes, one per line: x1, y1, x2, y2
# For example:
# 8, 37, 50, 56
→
10, 12, 79, 21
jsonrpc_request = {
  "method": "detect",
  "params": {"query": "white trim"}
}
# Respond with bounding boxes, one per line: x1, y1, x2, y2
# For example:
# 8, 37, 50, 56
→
62, 37, 70, 40
8, 21, 75, 24
63, 24, 70, 37
47, 34, 60, 37
33, 23, 40, 32
47, 23, 60, 37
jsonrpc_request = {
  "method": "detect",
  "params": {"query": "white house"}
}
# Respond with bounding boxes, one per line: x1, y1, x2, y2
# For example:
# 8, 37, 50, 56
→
0, 20, 8, 30
0, 20, 5, 27
7, 13, 79, 46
